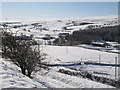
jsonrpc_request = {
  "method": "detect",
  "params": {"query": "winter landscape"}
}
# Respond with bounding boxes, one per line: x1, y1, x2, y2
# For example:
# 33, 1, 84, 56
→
0, 2, 120, 89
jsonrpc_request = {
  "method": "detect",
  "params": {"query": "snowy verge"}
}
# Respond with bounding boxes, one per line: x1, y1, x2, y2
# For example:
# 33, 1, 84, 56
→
0, 55, 116, 88
0, 57, 45, 89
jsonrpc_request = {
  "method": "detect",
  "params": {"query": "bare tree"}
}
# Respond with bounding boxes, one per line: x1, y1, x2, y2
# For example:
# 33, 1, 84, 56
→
2, 31, 46, 78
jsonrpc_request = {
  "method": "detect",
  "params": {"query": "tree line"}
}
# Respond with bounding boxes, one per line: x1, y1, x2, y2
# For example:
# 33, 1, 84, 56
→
57, 26, 119, 45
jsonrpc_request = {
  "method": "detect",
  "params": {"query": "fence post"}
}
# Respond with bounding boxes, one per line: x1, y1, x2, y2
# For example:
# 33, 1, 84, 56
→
118, 55, 120, 80
66, 46, 68, 53
115, 57, 117, 80
99, 54, 101, 63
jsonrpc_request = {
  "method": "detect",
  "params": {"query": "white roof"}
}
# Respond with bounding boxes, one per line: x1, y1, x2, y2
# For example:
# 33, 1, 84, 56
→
106, 41, 118, 44
92, 41, 105, 45
0, 20, 21, 24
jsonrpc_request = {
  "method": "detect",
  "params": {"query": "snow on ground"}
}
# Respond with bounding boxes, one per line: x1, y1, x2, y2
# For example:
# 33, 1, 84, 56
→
35, 68, 115, 88
0, 15, 119, 88
6, 15, 118, 38
42, 45, 119, 80
0, 55, 115, 88
43, 45, 118, 64
66, 65, 118, 80
0, 57, 45, 88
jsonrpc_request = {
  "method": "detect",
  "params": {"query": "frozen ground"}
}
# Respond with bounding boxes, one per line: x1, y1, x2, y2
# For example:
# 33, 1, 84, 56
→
0, 57, 45, 89
43, 45, 118, 64
42, 45, 119, 80
3, 15, 118, 39
0, 55, 115, 88
0, 15, 119, 88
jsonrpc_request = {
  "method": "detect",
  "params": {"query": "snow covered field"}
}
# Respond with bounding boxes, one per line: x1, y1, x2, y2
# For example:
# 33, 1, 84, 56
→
1, 43, 118, 88
0, 15, 119, 88
2, 15, 118, 39
1, 45, 118, 88
43, 45, 118, 64
0, 56, 115, 88
42, 45, 119, 80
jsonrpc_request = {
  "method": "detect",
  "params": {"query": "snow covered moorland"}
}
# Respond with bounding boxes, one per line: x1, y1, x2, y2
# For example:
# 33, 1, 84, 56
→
1, 15, 118, 38
0, 15, 119, 88
0, 56, 115, 88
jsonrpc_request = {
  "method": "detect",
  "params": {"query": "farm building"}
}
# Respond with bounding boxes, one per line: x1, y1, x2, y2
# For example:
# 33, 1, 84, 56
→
92, 41, 119, 48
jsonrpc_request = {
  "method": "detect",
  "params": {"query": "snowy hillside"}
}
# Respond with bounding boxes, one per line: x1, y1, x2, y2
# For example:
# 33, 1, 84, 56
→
1, 15, 119, 88
2, 15, 118, 39
0, 55, 116, 88
0, 57, 45, 88
24, 15, 118, 36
